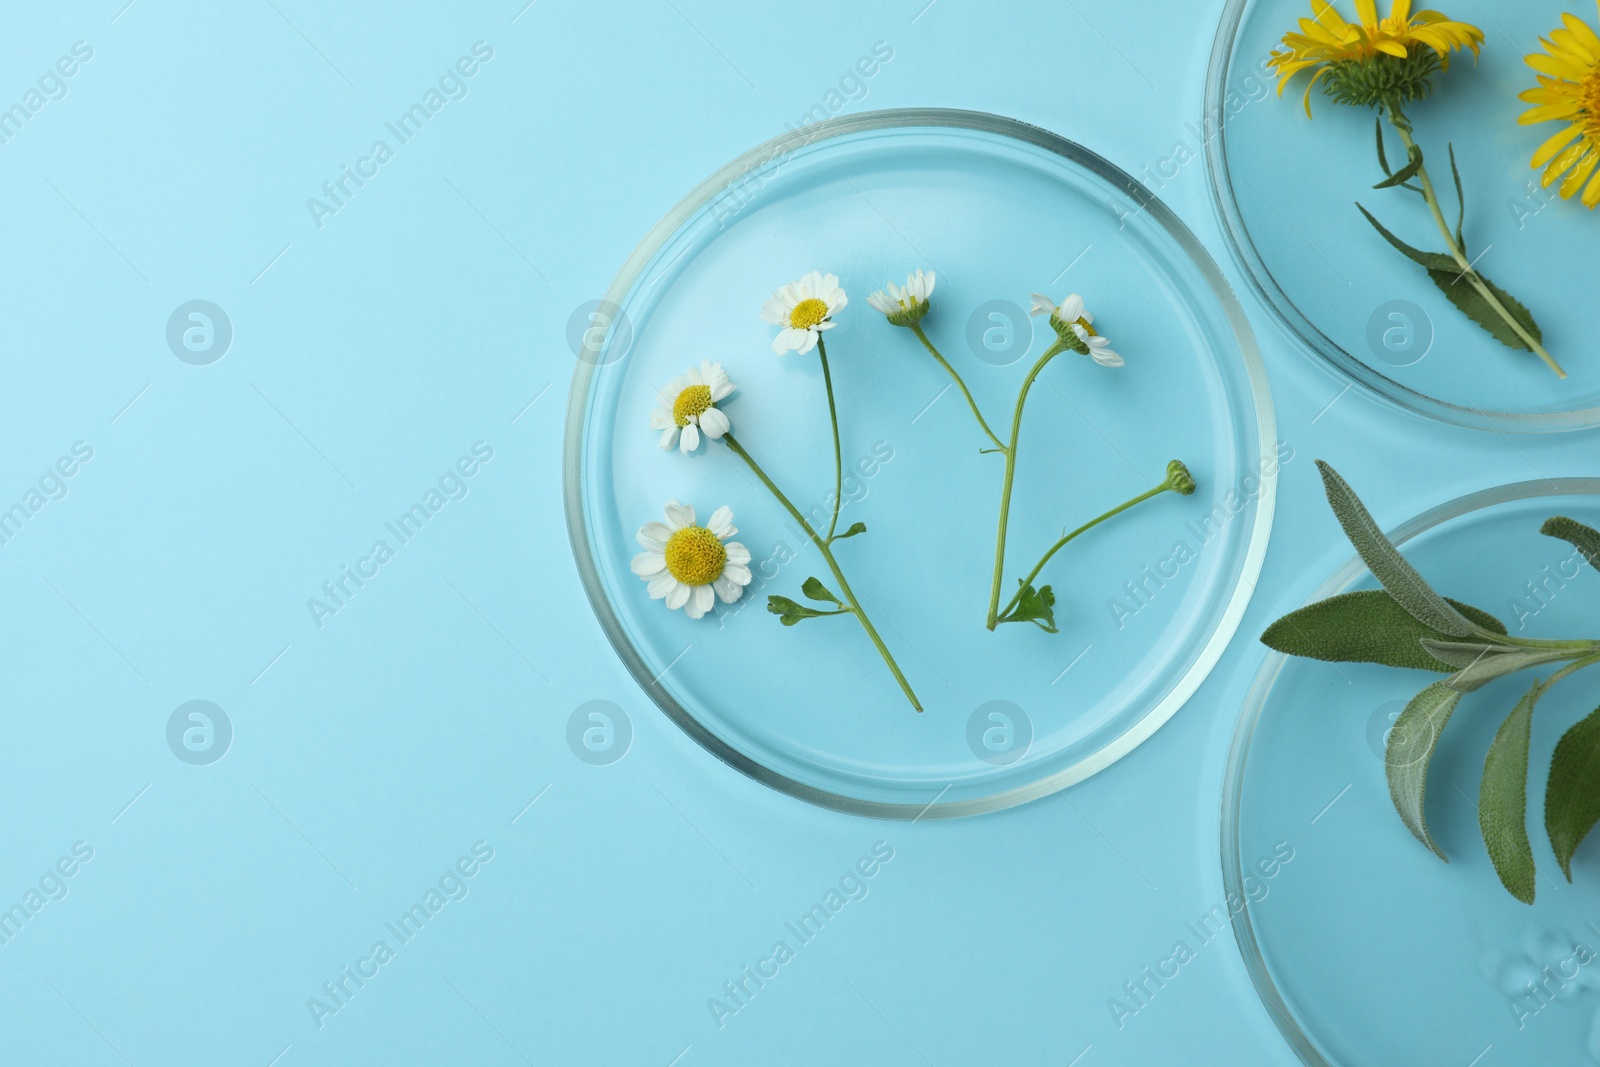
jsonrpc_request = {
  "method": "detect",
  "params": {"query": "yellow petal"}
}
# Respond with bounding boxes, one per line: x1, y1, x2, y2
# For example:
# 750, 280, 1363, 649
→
1376, 39, 1409, 57
1531, 122, 1586, 167
1522, 101, 1583, 124
1559, 150, 1599, 199
1583, 167, 1600, 208
1528, 51, 1590, 80
1560, 11, 1600, 59
1355, 0, 1378, 27
1394, 0, 1413, 21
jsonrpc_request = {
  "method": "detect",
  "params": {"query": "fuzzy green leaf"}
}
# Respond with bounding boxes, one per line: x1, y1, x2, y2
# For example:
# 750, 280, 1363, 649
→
1480, 681, 1540, 904
1546, 705, 1600, 879
1317, 461, 1475, 637
800, 577, 842, 605
1388, 680, 1464, 860
997, 582, 1058, 633
1357, 203, 1459, 272
1541, 516, 1600, 575
1441, 647, 1574, 693
832, 522, 868, 541
1261, 590, 1506, 671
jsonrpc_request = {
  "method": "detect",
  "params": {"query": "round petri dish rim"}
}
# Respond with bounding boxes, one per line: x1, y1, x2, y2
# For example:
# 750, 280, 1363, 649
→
1220, 476, 1600, 1065
565, 107, 1278, 820
1202, 0, 1600, 435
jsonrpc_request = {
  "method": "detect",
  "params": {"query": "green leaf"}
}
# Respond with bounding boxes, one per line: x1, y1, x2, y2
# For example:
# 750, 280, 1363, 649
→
1387, 680, 1464, 860
996, 581, 1058, 633
767, 595, 846, 626
1546, 705, 1600, 879
832, 521, 868, 541
800, 577, 842, 605
1373, 144, 1423, 189
1316, 461, 1475, 637
1424, 266, 1543, 353
1480, 681, 1540, 904
1541, 516, 1600, 575
1261, 590, 1506, 671
1355, 205, 1544, 353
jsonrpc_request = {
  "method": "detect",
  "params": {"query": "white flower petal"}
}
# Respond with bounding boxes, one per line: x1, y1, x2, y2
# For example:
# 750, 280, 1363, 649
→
647, 574, 678, 599
679, 423, 700, 453
658, 426, 680, 450
649, 408, 674, 430
686, 584, 715, 619
631, 551, 667, 577
665, 583, 691, 610
1059, 293, 1085, 322
699, 406, 730, 438
707, 506, 735, 538
724, 542, 751, 565
663, 501, 694, 529
1029, 293, 1056, 316
711, 380, 736, 401
637, 522, 671, 547
794, 329, 819, 354
713, 575, 745, 603
722, 562, 752, 586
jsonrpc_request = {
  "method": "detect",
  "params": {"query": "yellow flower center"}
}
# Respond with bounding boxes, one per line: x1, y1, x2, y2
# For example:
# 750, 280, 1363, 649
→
1581, 68, 1600, 139
672, 384, 713, 427
663, 525, 726, 586
789, 298, 829, 330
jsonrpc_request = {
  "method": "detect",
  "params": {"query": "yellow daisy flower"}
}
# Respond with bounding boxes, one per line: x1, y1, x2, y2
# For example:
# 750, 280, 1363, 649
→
1269, 0, 1484, 116
1519, 4, 1600, 209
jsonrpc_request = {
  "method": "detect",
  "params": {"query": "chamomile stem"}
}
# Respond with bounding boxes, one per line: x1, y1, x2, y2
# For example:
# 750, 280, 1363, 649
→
908, 324, 1007, 453
997, 480, 1175, 622
1386, 105, 1567, 379
723, 432, 922, 711
986, 341, 1068, 631
817, 337, 845, 541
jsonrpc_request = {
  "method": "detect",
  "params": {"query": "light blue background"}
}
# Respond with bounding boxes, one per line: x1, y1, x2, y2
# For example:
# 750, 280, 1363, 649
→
0, 1, 1589, 1064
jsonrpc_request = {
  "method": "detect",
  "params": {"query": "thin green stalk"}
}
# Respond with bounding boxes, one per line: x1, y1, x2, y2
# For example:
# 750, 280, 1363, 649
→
908, 323, 1007, 453
986, 340, 1069, 630
1541, 649, 1600, 689
1386, 103, 1566, 379
723, 432, 922, 711
997, 479, 1177, 622
816, 337, 845, 541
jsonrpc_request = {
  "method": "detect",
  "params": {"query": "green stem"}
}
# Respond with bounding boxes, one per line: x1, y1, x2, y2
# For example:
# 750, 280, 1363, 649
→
723, 432, 922, 711
1385, 104, 1566, 380
986, 340, 1068, 631
817, 337, 845, 541
1542, 650, 1600, 690
908, 323, 1007, 453
997, 479, 1177, 622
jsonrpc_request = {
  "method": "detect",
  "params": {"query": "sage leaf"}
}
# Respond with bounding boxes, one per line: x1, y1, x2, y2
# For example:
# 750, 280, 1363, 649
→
1261, 590, 1506, 671
1546, 705, 1600, 879
767, 595, 846, 626
1388, 680, 1464, 860
832, 522, 868, 541
996, 581, 1058, 633
1317, 461, 1474, 637
801, 577, 842, 605
1442, 647, 1574, 693
1480, 681, 1540, 904
1541, 516, 1600, 574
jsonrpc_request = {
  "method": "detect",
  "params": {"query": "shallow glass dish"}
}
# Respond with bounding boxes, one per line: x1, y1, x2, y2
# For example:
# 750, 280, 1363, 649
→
565, 109, 1275, 817
1206, 0, 1600, 431
1225, 479, 1600, 1064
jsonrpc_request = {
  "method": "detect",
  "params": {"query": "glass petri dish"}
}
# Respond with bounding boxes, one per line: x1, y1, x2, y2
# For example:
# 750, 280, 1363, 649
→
565, 109, 1275, 817
1224, 479, 1600, 1065
1206, 0, 1600, 432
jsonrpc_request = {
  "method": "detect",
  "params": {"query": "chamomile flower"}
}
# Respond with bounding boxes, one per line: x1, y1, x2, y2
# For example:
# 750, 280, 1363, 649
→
631, 501, 752, 620
761, 271, 847, 355
1030, 292, 1123, 367
866, 269, 936, 327
649, 361, 736, 453
1519, 4, 1600, 208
